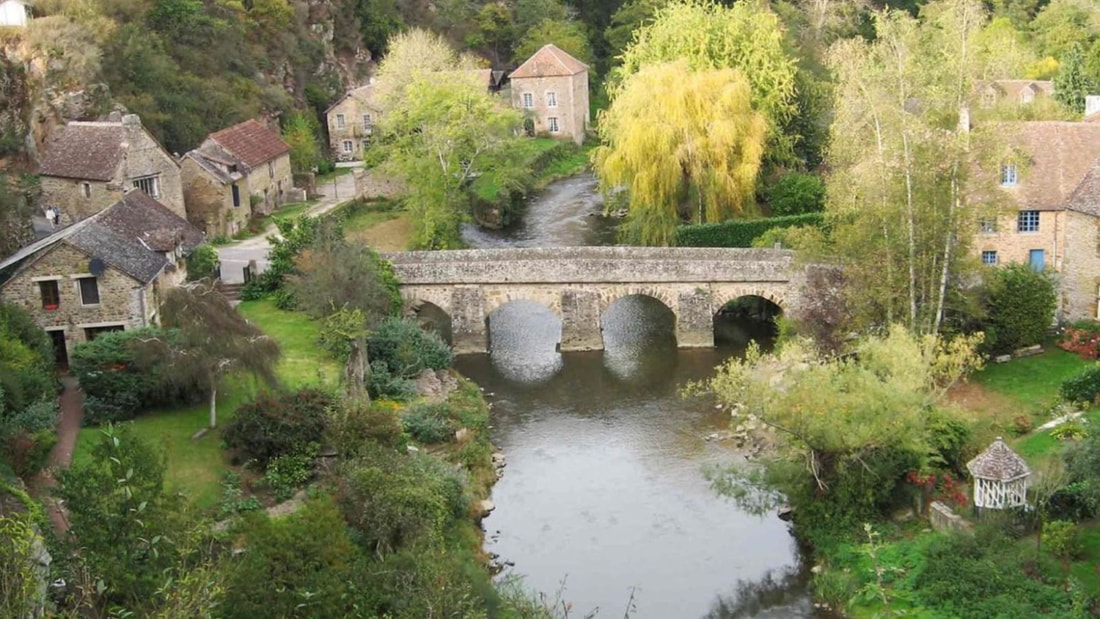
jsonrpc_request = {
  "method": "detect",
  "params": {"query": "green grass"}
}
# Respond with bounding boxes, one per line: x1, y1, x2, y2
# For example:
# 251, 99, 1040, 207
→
73, 299, 337, 511
273, 201, 313, 220
972, 348, 1088, 414
1071, 523, 1100, 593
334, 198, 402, 236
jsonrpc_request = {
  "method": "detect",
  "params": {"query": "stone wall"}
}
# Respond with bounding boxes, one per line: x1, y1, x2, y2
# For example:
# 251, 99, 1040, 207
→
41, 176, 120, 225
0, 243, 152, 360
180, 158, 243, 237
1061, 210, 1100, 321
511, 72, 587, 145
355, 168, 406, 199
929, 501, 973, 534
244, 153, 294, 216
327, 97, 376, 160
973, 209, 1063, 271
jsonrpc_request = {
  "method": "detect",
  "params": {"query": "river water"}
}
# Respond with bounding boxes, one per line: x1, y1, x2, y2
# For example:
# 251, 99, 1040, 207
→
455, 174, 824, 618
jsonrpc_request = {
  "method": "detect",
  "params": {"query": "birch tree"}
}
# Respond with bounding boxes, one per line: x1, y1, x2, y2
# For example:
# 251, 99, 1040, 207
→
825, 0, 1001, 335
593, 62, 767, 245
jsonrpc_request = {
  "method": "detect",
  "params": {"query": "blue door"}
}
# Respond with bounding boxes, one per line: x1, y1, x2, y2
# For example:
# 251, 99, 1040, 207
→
1029, 249, 1045, 271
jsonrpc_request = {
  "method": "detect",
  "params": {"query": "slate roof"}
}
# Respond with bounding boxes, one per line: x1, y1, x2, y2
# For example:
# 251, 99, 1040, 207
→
1003, 122, 1100, 211
182, 149, 244, 185
0, 190, 203, 288
1066, 160, 1100, 217
38, 122, 128, 181
207, 119, 289, 169
509, 44, 588, 79
967, 437, 1031, 482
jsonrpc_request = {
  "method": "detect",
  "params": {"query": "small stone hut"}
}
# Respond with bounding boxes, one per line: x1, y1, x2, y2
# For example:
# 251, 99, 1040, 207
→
966, 437, 1031, 509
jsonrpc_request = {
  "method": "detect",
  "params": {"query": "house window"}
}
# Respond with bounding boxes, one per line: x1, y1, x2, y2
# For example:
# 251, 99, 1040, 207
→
132, 175, 160, 199
1000, 164, 1017, 187
232, 183, 241, 207
981, 250, 998, 265
268, 161, 274, 178
522, 92, 533, 109
362, 140, 370, 151
363, 114, 372, 128
1021, 88, 1034, 104
81, 182, 91, 198
336, 114, 346, 129
77, 277, 100, 306
342, 140, 353, 154
546, 91, 557, 108
981, 91, 996, 109
979, 218, 997, 234
39, 280, 60, 310
547, 117, 560, 133
1017, 210, 1039, 233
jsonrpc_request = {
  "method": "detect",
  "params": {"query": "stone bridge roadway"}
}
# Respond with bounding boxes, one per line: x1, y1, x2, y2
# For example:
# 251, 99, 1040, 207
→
384, 247, 803, 354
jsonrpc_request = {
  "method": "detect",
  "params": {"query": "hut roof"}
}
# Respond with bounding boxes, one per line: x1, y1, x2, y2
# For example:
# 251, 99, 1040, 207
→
966, 437, 1031, 483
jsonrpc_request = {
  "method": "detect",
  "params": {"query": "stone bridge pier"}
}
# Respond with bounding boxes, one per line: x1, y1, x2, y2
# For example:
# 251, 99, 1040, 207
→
385, 247, 803, 355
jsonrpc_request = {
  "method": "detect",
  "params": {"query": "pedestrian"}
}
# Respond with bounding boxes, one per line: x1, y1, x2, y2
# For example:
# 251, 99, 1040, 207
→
51, 207, 61, 227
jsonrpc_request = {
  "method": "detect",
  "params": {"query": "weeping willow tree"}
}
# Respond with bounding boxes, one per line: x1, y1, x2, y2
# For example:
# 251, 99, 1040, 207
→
593, 62, 767, 245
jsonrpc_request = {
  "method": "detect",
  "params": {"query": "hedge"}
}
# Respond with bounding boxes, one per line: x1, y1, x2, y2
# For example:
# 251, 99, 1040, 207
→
676, 213, 826, 247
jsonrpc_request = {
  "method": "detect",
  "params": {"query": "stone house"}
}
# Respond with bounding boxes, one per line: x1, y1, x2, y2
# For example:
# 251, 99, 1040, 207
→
0, 0, 30, 27
976, 80, 1054, 109
509, 44, 589, 145
0, 190, 203, 365
181, 119, 292, 236
39, 113, 185, 224
326, 82, 382, 161
974, 121, 1100, 320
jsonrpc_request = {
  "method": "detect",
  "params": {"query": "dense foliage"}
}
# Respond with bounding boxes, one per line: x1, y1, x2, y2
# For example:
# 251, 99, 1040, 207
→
765, 171, 826, 216
369, 317, 454, 379
676, 213, 825, 247
1059, 364, 1100, 405
184, 243, 220, 282
223, 388, 334, 469
982, 263, 1058, 355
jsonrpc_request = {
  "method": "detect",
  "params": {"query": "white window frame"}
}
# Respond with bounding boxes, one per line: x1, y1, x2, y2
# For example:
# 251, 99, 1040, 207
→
75, 276, 100, 306
1017, 210, 1040, 233
336, 114, 346, 129
1000, 164, 1018, 187
132, 174, 160, 199
546, 91, 557, 108
547, 117, 560, 133
342, 140, 353, 154
363, 113, 372, 128
522, 92, 534, 109
1021, 88, 1034, 104
981, 250, 998, 265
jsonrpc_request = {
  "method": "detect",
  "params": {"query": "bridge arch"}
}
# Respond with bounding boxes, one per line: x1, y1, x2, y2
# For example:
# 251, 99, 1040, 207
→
713, 294, 783, 350
410, 300, 453, 345
600, 293, 678, 349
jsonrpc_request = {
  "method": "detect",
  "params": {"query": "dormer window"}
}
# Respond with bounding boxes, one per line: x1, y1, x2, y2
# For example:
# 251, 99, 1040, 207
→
1000, 164, 1017, 187
132, 174, 160, 199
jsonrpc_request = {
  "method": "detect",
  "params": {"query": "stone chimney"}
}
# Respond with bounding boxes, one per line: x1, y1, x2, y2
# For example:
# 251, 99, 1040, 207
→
1086, 95, 1100, 120
121, 114, 142, 128
107, 110, 122, 123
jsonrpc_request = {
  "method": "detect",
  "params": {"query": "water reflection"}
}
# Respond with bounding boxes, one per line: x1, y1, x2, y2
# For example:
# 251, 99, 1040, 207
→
602, 295, 678, 384
487, 300, 562, 385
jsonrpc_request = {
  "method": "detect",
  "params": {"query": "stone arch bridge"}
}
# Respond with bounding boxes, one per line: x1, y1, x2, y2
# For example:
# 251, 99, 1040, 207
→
384, 247, 805, 354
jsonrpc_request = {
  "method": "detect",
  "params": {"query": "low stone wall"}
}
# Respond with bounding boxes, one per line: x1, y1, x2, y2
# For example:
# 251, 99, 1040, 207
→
929, 501, 973, 534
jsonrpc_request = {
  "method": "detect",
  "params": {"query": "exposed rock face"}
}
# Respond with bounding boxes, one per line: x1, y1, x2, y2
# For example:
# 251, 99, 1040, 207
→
413, 369, 460, 402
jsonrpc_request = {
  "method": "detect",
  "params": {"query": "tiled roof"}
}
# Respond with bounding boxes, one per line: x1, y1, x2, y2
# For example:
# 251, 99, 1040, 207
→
39, 122, 127, 181
0, 191, 203, 287
1066, 160, 1100, 217
980, 79, 1054, 100
1004, 122, 1100, 211
207, 119, 289, 168
967, 437, 1031, 482
510, 44, 588, 79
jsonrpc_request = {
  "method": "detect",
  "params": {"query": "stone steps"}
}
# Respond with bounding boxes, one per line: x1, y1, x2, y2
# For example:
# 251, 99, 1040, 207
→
216, 282, 245, 302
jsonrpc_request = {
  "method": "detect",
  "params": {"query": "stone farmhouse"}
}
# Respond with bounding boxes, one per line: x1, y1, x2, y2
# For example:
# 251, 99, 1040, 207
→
509, 44, 590, 145
39, 113, 185, 225
0, 0, 31, 27
0, 191, 203, 365
326, 81, 382, 161
181, 119, 292, 237
977, 79, 1054, 109
973, 118, 1100, 321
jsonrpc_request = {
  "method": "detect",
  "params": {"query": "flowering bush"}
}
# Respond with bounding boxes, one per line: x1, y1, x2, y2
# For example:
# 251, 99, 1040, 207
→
1057, 321, 1100, 359
906, 470, 968, 509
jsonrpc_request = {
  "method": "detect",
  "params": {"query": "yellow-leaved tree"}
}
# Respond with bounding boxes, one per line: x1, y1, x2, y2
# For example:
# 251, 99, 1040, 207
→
593, 61, 767, 246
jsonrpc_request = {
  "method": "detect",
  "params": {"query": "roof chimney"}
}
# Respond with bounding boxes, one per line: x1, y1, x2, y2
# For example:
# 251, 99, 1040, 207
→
121, 114, 142, 128
107, 110, 122, 123
1086, 95, 1100, 120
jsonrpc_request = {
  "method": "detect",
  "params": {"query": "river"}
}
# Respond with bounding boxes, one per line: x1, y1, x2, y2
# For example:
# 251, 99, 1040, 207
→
455, 174, 826, 618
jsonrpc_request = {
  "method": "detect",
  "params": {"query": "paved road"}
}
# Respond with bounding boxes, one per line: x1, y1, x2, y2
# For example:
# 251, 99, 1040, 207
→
217, 171, 358, 283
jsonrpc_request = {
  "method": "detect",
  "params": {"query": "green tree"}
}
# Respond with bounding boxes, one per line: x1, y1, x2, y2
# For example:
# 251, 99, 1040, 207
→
154, 281, 281, 427
594, 61, 767, 245
515, 0, 572, 37
282, 112, 322, 175
0, 513, 42, 619
1029, 0, 1100, 62
604, 0, 664, 59
825, 0, 1000, 335
1054, 43, 1097, 115
0, 175, 35, 262
513, 18, 594, 66
613, 0, 798, 160
465, 2, 515, 63
705, 326, 982, 526
982, 263, 1057, 355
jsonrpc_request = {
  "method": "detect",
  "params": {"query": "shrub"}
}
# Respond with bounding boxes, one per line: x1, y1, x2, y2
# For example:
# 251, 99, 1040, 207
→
223, 388, 334, 469
1060, 364, 1100, 404
1057, 320, 1100, 359
1011, 415, 1033, 436
318, 307, 367, 361
1051, 422, 1087, 442
6, 429, 57, 478
369, 317, 453, 379
327, 398, 405, 457
676, 213, 826, 247
765, 171, 825, 216
262, 453, 315, 501
982, 263, 1057, 355
1042, 520, 1080, 560
402, 403, 454, 444
81, 393, 141, 425
367, 361, 419, 401
185, 243, 220, 282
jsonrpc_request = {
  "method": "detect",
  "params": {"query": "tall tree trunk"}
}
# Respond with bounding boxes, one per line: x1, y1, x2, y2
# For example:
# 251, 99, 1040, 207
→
345, 335, 371, 404
209, 384, 218, 429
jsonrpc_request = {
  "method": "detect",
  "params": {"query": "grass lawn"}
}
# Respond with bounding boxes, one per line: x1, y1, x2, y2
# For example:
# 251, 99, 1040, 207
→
73, 299, 337, 512
971, 348, 1088, 415
335, 198, 411, 251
